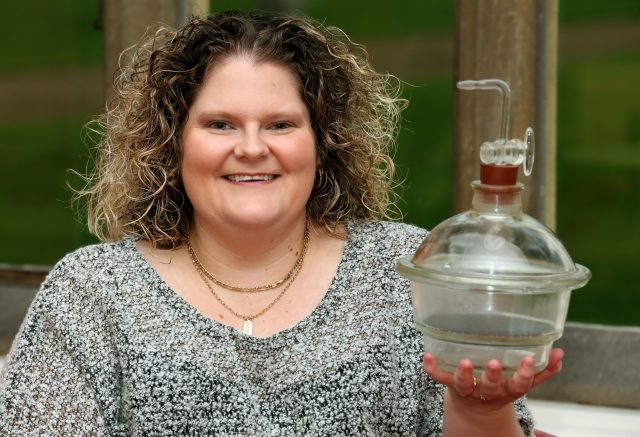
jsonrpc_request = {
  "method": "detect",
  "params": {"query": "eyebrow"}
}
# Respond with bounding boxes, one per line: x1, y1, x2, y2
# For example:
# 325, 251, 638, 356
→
194, 109, 308, 122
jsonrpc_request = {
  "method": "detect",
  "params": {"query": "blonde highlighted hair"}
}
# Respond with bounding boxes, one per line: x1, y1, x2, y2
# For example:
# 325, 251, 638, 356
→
77, 10, 406, 248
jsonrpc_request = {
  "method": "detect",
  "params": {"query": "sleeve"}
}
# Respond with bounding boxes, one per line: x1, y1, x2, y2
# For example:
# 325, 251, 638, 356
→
0, 251, 124, 436
515, 397, 535, 437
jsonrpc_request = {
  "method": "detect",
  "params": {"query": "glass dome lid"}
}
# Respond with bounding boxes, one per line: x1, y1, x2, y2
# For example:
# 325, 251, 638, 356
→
396, 196, 592, 293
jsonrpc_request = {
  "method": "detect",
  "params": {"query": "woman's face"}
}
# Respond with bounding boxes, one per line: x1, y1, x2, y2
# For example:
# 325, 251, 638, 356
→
180, 57, 317, 231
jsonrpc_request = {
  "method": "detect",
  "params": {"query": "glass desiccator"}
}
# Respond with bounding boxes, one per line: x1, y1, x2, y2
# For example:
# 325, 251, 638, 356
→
396, 79, 591, 375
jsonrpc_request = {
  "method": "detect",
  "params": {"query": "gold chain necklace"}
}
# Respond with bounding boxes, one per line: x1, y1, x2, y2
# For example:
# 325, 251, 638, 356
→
187, 222, 310, 335
187, 220, 310, 292
192, 259, 303, 335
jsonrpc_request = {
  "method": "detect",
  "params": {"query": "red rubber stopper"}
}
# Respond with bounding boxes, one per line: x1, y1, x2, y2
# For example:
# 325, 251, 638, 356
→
480, 164, 518, 185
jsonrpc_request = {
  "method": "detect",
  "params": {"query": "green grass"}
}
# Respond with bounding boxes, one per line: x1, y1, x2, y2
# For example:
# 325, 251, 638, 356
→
0, 118, 95, 264
209, 0, 454, 37
557, 161, 639, 325
0, 0, 102, 71
555, 57, 640, 326
394, 81, 454, 229
559, 0, 640, 24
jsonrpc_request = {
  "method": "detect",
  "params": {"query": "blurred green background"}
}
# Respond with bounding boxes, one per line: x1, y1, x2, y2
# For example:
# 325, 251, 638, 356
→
1, 1, 638, 326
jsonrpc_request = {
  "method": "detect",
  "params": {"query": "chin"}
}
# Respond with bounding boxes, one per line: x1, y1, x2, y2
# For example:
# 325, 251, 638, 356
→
224, 210, 289, 229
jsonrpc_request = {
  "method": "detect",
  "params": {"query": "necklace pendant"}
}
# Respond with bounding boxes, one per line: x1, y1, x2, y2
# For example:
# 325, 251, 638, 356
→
243, 319, 253, 335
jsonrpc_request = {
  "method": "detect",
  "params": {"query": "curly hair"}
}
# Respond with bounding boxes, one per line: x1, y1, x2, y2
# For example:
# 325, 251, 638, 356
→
77, 10, 406, 248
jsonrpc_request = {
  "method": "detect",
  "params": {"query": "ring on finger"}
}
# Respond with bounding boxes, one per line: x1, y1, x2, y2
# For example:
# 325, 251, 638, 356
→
460, 375, 479, 398
473, 376, 488, 401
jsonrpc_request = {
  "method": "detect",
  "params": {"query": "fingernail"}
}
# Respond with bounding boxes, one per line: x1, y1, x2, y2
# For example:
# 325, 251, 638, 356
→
520, 356, 534, 369
458, 359, 473, 372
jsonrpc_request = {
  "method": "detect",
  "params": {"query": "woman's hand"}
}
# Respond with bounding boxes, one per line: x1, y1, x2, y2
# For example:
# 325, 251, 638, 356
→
424, 349, 564, 437
424, 348, 564, 406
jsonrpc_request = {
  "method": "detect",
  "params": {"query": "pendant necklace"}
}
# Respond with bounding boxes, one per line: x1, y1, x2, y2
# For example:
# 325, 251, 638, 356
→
187, 220, 310, 335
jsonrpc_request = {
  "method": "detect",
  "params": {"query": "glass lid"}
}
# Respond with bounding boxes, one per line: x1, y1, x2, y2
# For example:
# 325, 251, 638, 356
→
396, 203, 591, 293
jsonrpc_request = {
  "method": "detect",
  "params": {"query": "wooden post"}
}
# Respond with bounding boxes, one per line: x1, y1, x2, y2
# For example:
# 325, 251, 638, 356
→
453, 0, 558, 229
103, 0, 210, 96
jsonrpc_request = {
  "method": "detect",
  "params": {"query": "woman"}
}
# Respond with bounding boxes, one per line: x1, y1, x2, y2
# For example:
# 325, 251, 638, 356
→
0, 10, 561, 436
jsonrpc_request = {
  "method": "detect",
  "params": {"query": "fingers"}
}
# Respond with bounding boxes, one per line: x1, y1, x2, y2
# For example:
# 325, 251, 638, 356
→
534, 348, 564, 386
452, 359, 476, 398
424, 351, 564, 404
423, 352, 454, 386
547, 348, 564, 373
505, 356, 536, 397
424, 354, 481, 400
477, 359, 504, 401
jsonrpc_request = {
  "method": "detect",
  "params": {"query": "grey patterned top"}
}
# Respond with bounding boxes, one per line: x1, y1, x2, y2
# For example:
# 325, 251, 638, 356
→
0, 220, 533, 436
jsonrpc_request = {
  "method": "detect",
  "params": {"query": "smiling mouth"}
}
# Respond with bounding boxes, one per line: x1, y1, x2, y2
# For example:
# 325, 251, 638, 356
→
224, 174, 277, 182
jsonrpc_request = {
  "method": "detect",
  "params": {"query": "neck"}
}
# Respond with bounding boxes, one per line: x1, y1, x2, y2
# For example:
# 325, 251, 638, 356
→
188, 214, 310, 284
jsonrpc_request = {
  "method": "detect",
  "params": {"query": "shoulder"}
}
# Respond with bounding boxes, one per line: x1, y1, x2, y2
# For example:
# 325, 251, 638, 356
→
342, 220, 426, 319
36, 239, 140, 311
47, 239, 136, 272
343, 220, 427, 285
45, 239, 138, 280
348, 220, 427, 258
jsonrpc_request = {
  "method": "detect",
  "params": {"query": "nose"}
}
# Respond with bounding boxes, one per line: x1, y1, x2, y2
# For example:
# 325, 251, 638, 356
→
234, 128, 269, 159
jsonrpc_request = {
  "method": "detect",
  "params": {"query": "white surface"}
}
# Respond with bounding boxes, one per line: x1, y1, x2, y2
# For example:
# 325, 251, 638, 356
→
529, 399, 640, 437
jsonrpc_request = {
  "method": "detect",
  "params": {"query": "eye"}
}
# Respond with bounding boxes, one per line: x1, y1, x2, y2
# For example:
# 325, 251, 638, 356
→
208, 121, 232, 130
269, 122, 293, 130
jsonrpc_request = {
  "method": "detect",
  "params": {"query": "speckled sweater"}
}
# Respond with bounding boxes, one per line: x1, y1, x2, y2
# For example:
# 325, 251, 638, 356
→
0, 221, 533, 436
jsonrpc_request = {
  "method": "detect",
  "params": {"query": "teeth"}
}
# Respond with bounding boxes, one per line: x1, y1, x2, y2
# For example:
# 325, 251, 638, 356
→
227, 174, 275, 182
